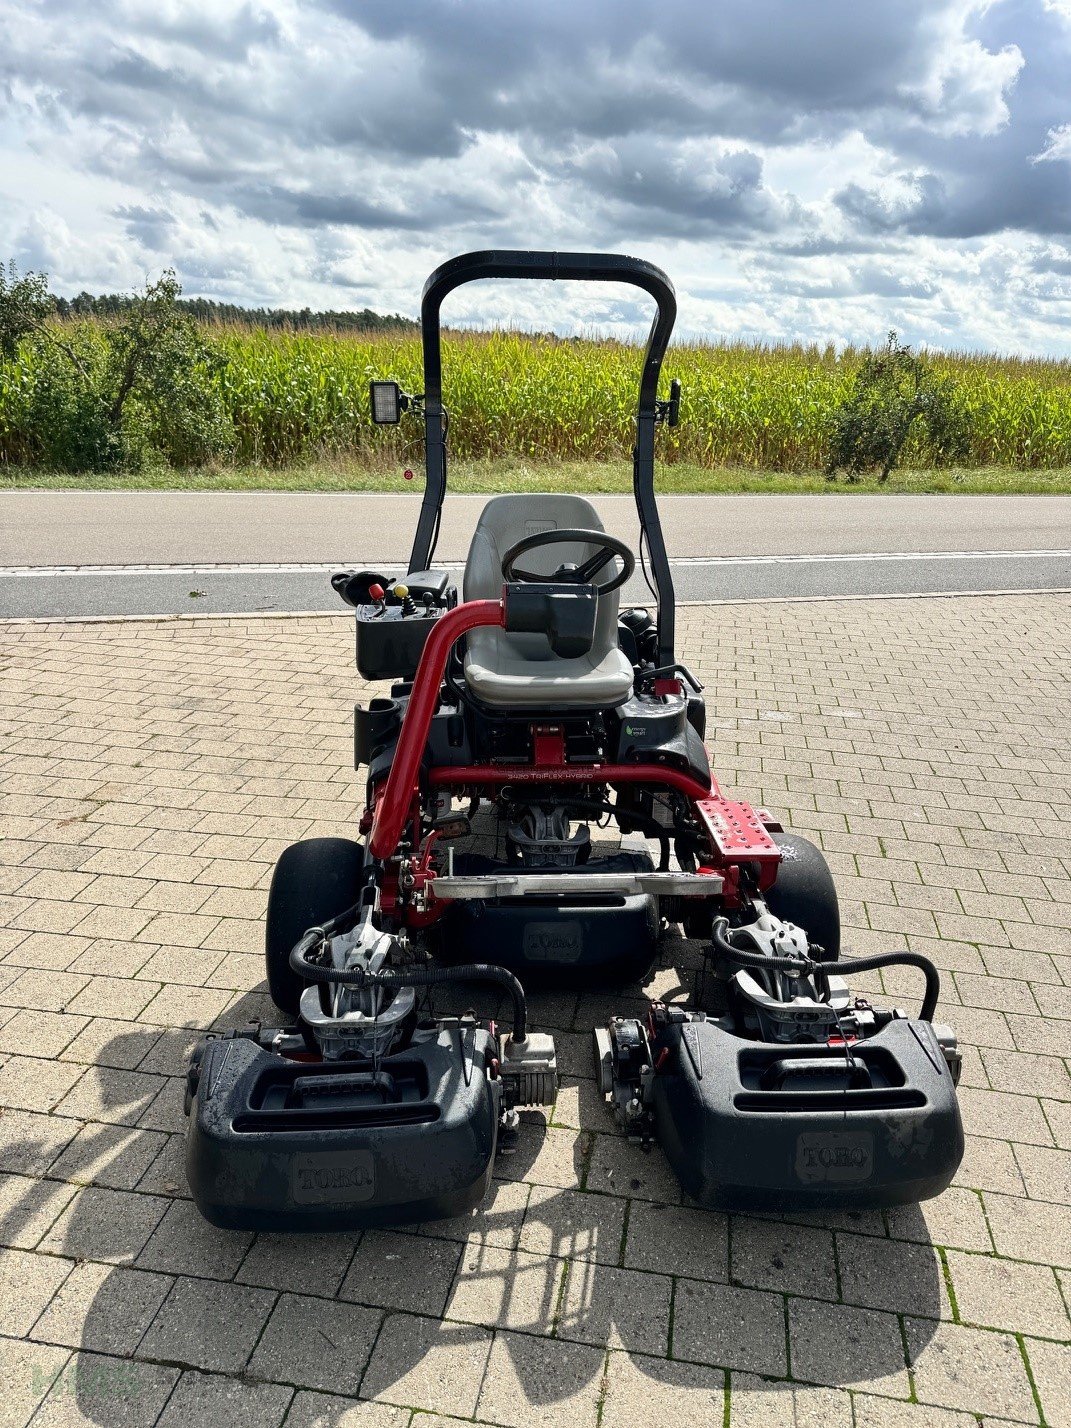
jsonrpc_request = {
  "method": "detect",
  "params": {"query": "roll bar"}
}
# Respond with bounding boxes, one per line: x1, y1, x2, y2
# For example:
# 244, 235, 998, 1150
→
407, 250, 679, 667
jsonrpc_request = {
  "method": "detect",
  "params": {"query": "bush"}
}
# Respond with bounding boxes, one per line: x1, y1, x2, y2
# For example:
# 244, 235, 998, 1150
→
23, 336, 121, 470
0, 264, 232, 470
100, 271, 232, 466
0, 261, 53, 360
827, 331, 972, 481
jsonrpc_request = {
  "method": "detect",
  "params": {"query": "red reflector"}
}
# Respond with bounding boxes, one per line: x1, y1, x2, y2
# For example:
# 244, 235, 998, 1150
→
533, 725, 566, 767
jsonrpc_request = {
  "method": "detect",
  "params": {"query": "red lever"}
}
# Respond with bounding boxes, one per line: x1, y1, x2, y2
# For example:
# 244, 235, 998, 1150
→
368, 582, 385, 602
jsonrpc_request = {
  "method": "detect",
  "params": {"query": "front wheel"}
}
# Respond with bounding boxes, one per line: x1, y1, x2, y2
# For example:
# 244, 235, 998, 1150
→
265, 837, 366, 1013
764, 832, 840, 961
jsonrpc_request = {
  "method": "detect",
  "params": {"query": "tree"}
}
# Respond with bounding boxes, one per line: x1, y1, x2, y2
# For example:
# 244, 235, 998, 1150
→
827, 331, 971, 481
0, 261, 53, 359
105, 270, 231, 466
0, 263, 231, 469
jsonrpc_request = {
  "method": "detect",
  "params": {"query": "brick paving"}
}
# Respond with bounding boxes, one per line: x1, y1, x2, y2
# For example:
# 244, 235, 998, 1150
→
0, 594, 1069, 1427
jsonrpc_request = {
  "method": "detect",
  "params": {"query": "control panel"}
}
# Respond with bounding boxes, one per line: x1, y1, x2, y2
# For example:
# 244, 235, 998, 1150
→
332, 569, 455, 681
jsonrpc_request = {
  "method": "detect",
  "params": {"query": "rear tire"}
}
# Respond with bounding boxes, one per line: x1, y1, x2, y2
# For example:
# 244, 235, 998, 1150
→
265, 837, 366, 1014
765, 832, 840, 961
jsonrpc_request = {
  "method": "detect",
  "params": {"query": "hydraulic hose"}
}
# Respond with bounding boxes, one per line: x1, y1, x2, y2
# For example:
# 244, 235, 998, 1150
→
711, 920, 942, 1022
289, 931, 528, 1042
827, 950, 941, 1024
711, 919, 815, 976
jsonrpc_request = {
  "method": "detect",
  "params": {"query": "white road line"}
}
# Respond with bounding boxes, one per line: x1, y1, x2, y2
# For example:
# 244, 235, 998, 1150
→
5, 586, 1071, 626
1, 550, 1069, 577
664, 549, 1071, 566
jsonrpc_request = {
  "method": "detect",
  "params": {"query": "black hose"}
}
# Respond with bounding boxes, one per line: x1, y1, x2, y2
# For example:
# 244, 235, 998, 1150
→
556, 796, 671, 872
711, 919, 814, 976
711, 919, 942, 1022
369, 964, 528, 1043
290, 932, 528, 1041
830, 950, 941, 1024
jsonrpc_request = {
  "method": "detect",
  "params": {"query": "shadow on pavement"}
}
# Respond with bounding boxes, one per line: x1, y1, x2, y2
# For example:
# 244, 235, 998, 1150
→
0, 975, 943, 1423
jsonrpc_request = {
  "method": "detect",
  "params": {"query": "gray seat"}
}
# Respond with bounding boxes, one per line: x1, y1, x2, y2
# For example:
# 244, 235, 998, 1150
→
463, 494, 635, 708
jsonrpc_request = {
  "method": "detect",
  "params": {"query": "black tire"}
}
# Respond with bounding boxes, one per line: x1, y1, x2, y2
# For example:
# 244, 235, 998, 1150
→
765, 832, 840, 961
265, 837, 366, 1013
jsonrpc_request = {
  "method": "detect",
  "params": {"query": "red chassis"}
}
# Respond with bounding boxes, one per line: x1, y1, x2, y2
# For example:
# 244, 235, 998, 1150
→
366, 596, 782, 921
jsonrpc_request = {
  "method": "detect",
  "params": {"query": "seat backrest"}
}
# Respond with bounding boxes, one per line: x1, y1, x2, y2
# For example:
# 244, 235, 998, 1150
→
463, 494, 621, 661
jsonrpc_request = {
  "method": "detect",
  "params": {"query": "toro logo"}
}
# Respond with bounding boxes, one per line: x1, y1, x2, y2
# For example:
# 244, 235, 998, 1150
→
292, 1150, 376, 1203
524, 920, 583, 962
795, 1131, 874, 1183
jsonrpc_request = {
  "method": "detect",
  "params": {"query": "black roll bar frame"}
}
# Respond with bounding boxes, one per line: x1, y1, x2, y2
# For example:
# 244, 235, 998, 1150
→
408, 249, 679, 667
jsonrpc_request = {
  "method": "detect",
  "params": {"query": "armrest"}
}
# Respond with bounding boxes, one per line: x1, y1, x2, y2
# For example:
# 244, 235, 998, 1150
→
331, 569, 392, 609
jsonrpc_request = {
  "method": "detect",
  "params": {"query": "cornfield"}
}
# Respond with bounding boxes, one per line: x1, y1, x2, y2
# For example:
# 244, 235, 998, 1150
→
4, 322, 1071, 470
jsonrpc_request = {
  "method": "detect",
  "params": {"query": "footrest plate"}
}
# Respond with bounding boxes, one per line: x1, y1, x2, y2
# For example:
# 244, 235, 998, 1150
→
695, 795, 780, 864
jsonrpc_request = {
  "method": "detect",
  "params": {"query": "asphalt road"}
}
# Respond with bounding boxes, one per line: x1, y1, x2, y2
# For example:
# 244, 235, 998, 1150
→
1, 491, 1068, 617
3, 490, 1070, 564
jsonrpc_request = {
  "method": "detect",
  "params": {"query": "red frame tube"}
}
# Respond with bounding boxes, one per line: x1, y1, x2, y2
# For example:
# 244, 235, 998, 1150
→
428, 762, 714, 800
369, 598, 504, 859
368, 596, 780, 892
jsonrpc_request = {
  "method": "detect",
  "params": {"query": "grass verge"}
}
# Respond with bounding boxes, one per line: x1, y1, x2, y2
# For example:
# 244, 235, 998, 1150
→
2, 458, 1071, 495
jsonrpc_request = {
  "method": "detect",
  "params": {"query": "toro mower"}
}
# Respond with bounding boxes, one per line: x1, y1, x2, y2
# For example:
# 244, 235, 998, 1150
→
185, 251, 964, 1230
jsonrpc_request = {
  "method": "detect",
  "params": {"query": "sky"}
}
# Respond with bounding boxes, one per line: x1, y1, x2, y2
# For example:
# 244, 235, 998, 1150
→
1, 0, 1070, 353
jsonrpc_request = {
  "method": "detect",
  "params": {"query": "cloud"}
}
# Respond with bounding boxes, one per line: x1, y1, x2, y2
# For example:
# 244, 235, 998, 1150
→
1033, 122, 1071, 162
113, 203, 177, 250
0, 0, 1069, 349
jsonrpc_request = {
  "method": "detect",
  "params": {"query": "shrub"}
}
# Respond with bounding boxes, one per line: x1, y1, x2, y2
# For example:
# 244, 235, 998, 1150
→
0, 261, 53, 360
23, 336, 121, 470
0, 264, 232, 470
827, 331, 972, 481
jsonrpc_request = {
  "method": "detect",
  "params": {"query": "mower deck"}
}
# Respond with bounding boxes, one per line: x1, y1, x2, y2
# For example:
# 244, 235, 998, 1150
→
601, 1010, 963, 1212
187, 1026, 500, 1231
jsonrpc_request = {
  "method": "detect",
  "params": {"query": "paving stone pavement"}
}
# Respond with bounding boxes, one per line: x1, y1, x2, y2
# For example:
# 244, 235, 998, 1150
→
0, 594, 1069, 1427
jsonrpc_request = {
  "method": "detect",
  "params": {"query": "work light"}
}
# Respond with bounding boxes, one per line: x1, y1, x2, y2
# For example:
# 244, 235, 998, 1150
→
369, 380, 403, 424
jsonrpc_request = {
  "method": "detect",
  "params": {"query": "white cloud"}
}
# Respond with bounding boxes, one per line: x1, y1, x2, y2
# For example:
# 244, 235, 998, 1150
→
1033, 122, 1071, 161
0, 0, 1068, 350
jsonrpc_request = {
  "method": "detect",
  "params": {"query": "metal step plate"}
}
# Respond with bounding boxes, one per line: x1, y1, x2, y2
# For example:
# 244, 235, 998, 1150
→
695, 795, 780, 863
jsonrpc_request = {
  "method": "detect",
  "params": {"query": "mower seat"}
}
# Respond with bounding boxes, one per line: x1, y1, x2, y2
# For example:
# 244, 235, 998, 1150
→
463, 494, 635, 708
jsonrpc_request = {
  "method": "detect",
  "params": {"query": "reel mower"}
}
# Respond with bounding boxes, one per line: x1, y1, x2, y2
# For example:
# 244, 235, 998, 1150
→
185, 250, 964, 1229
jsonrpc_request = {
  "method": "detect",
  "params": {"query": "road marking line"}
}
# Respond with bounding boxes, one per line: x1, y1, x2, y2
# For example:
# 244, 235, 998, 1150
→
667, 549, 1071, 566
3, 587, 1070, 627
1, 550, 1069, 577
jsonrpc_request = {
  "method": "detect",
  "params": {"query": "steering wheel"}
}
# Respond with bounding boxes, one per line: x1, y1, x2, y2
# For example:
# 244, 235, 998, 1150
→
501, 528, 635, 596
